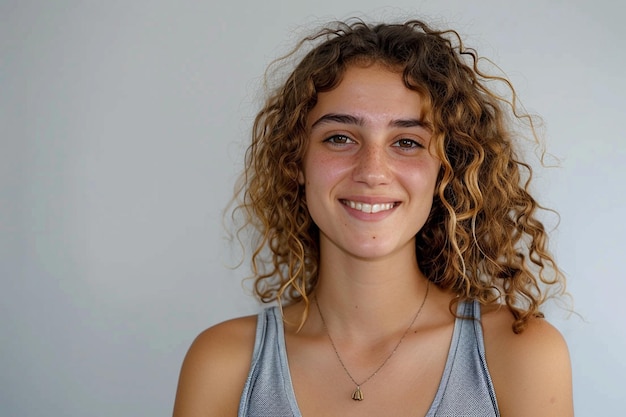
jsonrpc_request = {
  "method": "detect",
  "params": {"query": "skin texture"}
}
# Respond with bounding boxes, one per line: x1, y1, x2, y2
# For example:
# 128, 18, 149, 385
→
172, 64, 573, 417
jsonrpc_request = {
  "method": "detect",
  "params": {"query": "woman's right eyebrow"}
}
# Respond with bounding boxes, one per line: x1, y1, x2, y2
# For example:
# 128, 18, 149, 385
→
310, 113, 365, 129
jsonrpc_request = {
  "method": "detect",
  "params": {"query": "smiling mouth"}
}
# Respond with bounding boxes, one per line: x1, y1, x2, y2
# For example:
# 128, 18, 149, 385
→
341, 199, 398, 214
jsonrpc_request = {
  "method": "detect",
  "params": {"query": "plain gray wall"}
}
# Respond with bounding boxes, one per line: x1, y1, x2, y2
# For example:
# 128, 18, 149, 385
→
2, 0, 624, 415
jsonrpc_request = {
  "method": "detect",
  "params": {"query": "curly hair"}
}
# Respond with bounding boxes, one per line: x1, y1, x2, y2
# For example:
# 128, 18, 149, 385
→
232, 19, 566, 333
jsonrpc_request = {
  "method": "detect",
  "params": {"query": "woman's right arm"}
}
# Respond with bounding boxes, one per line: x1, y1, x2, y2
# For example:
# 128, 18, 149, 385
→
172, 316, 257, 417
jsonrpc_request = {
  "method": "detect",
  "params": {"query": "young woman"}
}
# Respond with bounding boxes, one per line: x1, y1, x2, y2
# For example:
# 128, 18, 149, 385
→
173, 19, 573, 417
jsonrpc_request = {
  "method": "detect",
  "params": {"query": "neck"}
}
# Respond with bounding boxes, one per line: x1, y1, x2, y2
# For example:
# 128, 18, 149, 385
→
312, 244, 430, 340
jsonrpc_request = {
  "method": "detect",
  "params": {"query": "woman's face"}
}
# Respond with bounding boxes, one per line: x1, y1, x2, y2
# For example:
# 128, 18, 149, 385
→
300, 63, 441, 261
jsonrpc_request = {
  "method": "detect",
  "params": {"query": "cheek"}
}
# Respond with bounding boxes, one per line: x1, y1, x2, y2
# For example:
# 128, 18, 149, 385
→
304, 168, 339, 197
402, 158, 440, 189
302, 153, 348, 188
302, 158, 346, 224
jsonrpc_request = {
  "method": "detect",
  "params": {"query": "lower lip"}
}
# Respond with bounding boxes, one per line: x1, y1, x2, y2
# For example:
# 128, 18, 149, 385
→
341, 201, 398, 221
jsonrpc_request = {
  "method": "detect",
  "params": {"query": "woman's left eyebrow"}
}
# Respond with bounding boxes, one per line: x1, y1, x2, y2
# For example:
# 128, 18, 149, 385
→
390, 118, 432, 131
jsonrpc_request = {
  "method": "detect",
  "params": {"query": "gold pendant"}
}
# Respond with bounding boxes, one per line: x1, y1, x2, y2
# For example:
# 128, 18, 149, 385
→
351, 386, 364, 401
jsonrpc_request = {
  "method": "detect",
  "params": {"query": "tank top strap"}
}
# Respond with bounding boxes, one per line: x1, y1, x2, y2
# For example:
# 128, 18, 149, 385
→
239, 306, 301, 417
427, 299, 500, 416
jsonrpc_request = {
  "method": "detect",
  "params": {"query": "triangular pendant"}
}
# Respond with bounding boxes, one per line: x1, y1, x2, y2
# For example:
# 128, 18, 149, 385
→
351, 386, 364, 401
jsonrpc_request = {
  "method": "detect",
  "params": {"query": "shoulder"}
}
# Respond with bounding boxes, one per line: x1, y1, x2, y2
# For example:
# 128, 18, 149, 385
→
172, 314, 259, 417
481, 305, 574, 417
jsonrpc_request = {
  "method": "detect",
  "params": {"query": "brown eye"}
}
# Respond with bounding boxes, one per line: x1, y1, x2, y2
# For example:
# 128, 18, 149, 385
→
324, 135, 354, 145
393, 138, 422, 149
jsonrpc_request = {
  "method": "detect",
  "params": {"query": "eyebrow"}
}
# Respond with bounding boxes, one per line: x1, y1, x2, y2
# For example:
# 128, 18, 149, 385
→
310, 112, 431, 131
310, 113, 365, 128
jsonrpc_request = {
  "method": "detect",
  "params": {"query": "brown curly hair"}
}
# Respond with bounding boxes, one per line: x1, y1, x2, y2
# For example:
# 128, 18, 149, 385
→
232, 19, 566, 333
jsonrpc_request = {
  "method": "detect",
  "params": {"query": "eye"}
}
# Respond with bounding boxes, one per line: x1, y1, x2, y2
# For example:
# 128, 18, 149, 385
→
324, 134, 355, 146
393, 138, 423, 149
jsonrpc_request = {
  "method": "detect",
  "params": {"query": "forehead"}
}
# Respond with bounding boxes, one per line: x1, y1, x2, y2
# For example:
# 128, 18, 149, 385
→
307, 64, 427, 127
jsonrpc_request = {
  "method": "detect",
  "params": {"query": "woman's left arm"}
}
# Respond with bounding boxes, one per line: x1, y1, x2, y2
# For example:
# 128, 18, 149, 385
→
483, 308, 574, 417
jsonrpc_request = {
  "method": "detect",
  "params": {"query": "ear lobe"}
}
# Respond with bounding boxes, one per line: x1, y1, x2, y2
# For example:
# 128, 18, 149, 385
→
297, 170, 305, 185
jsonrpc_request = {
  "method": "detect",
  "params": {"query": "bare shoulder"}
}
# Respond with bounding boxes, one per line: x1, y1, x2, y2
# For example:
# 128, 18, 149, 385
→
172, 314, 258, 417
481, 305, 574, 417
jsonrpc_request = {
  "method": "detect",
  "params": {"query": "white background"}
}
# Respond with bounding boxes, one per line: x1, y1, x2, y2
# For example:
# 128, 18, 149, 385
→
1, 0, 624, 415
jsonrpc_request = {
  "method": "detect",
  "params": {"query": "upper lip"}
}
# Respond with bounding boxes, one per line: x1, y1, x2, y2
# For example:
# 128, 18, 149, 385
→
340, 196, 400, 205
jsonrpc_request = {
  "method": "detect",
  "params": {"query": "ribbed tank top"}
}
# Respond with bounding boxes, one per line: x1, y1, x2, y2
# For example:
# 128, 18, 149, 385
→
239, 300, 500, 416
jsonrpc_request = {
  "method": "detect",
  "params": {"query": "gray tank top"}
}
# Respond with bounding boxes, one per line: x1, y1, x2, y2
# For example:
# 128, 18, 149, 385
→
239, 300, 500, 416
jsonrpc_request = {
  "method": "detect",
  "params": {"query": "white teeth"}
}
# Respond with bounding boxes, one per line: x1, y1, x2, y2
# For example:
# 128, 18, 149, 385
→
345, 200, 394, 214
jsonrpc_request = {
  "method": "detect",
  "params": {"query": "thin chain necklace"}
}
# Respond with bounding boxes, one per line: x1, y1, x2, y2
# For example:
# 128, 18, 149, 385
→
314, 282, 430, 401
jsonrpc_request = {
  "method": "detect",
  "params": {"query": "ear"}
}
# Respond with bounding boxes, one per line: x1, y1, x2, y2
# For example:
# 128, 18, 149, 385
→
297, 170, 305, 185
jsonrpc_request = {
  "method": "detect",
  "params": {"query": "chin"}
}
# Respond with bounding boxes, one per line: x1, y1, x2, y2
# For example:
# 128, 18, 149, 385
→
347, 242, 407, 261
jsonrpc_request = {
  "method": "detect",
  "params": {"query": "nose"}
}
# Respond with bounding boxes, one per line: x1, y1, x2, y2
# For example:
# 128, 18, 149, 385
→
352, 143, 392, 186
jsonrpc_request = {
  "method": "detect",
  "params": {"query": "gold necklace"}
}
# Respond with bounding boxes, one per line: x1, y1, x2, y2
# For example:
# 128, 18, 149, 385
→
314, 282, 429, 401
